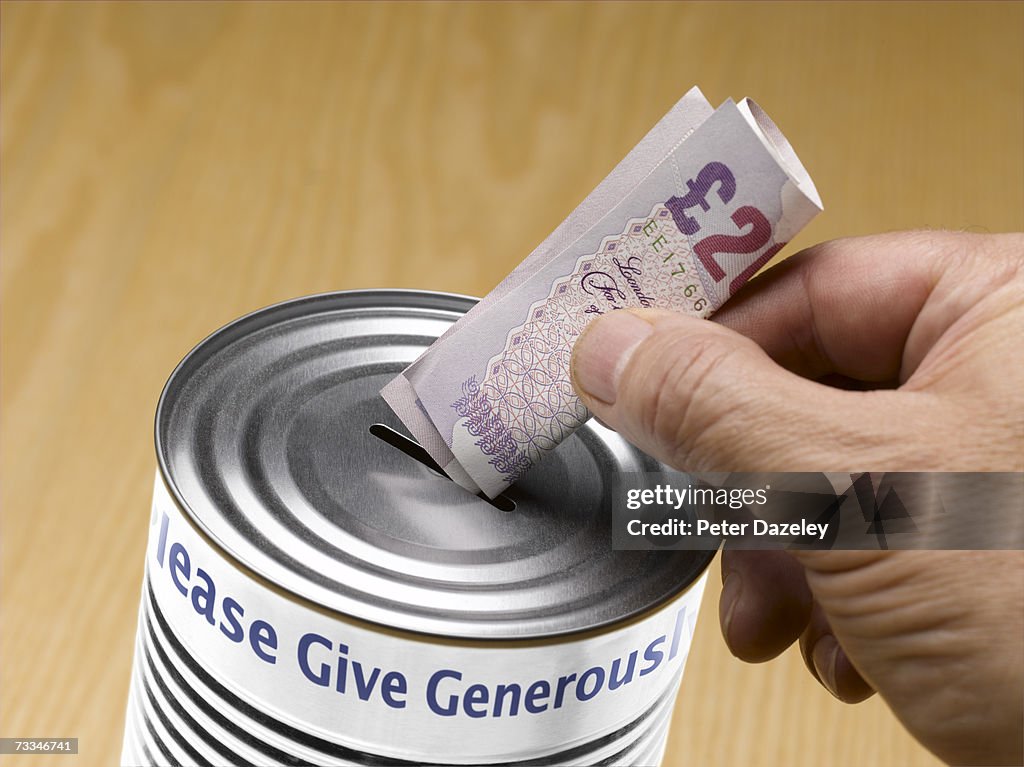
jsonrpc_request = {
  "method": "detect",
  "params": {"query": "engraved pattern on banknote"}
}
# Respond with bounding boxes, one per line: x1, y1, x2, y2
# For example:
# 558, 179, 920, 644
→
452, 203, 713, 484
452, 376, 532, 481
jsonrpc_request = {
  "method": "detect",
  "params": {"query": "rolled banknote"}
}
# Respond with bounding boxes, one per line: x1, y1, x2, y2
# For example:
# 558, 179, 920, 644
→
383, 88, 823, 498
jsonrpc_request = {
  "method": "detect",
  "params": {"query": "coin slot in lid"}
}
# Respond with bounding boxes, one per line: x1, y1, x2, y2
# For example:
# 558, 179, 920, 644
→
369, 423, 517, 512
157, 290, 714, 638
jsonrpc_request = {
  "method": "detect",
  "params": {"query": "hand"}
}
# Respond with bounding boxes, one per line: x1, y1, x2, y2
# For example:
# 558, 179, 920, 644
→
570, 231, 1024, 766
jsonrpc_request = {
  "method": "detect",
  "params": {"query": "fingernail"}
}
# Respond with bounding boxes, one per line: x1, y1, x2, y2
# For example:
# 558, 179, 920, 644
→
572, 312, 653, 404
720, 572, 743, 650
812, 634, 840, 698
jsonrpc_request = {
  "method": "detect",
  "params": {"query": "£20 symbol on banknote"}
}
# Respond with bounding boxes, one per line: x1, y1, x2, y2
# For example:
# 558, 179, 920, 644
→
383, 88, 823, 498
667, 160, 790, 296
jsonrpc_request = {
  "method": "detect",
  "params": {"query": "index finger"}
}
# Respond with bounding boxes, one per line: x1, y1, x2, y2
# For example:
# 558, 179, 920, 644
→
713, 231, 950, 383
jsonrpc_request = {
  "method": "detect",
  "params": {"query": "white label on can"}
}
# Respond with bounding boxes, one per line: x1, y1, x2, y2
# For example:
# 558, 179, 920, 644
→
144, 473, 707, 763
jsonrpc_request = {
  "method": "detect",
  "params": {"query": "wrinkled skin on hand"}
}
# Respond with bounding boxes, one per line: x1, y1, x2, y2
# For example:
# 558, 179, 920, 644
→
572, 232, 1024, 766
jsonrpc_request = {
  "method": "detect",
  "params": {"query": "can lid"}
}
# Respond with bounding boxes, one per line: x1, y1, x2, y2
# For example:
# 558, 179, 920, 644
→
157, 290, 713, 639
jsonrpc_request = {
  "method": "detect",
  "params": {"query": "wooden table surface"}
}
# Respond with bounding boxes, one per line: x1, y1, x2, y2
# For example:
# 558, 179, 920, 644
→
2, 3, 1021, 766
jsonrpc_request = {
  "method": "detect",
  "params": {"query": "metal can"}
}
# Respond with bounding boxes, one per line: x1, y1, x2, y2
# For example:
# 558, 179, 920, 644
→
120, 290, 714, 766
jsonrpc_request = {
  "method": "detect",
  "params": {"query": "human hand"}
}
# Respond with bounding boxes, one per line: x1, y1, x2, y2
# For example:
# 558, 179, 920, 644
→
570, 231, 1024, 766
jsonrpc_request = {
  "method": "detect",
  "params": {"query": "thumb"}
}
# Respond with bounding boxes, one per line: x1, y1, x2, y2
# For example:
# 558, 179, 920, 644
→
570, 308, 931, 471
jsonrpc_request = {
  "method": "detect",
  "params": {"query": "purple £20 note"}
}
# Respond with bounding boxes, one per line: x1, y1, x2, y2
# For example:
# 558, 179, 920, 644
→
382, 90, 822, 498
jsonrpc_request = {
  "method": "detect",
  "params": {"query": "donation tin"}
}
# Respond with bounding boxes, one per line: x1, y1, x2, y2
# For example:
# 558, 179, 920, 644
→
120, 290, 714, 766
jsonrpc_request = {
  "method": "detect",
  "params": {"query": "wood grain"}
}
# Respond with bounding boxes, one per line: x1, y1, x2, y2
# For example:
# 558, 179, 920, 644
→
2, 2, 1021, 766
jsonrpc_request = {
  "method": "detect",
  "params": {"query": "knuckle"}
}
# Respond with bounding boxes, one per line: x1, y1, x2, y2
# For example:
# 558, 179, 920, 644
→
629, 333, 752, 470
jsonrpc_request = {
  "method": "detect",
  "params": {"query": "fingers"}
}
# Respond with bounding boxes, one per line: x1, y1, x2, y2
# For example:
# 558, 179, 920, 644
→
719, 549, 813, 662
569, 231, 1021, 471
717, 550, 874, 701
570, 308, 943, 471
799, 602, 875, 704
716, 231, 1024, 385
710, 232, 948, 382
